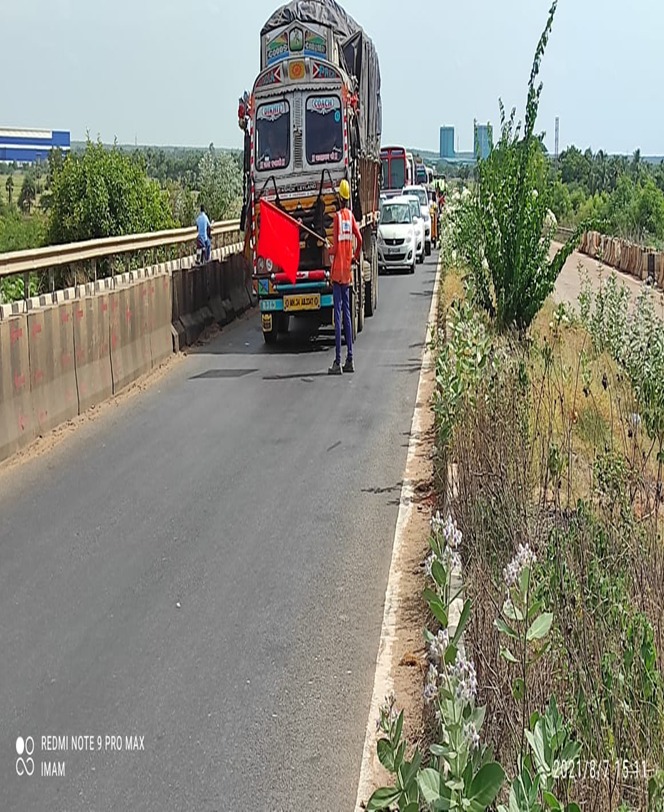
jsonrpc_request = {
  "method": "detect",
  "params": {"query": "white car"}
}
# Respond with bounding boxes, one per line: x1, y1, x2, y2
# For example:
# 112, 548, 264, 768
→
401, 195, 425, 264
377, 198, 418, 274
402, 185, 432, 255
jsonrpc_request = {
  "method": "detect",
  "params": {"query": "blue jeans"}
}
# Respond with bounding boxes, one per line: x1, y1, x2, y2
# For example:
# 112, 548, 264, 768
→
333, 282, 353, 364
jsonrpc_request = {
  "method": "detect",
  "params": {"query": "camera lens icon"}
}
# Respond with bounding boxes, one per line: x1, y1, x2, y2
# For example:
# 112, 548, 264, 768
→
16, 736, 35, 776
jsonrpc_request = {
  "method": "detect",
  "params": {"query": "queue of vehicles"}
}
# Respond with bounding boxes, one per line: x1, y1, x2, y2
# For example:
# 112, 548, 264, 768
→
377, 145, 438, 274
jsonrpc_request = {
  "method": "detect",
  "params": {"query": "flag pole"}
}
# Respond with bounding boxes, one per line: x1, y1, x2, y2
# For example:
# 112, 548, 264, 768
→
263, 199, 331, 248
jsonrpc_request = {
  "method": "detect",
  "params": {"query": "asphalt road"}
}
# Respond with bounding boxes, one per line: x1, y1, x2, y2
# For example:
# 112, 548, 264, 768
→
0, 253, 438, 812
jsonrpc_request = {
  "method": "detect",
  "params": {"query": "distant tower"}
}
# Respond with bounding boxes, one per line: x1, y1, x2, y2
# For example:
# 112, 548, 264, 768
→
473, 120, 491, 161
554, 117, 559, 163
439, 126, 455, 159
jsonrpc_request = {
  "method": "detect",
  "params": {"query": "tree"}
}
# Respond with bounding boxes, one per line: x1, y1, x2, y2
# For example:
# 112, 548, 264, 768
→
5, 174, 14, 206
197, 146, 242, 222
559, 145, 590, 188
550, 179, 572, 223
455, 0, 584, 331
47, 139, 175, 244
18, 172, 37, 214
46, 148, 65, 189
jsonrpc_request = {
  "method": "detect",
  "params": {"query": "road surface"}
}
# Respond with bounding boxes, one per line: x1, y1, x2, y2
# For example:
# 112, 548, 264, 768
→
0, 255, 438, 811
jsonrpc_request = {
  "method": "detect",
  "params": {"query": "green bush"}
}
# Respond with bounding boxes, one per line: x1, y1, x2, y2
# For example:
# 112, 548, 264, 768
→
47, 138, 175, 244
451, 2, 584, 332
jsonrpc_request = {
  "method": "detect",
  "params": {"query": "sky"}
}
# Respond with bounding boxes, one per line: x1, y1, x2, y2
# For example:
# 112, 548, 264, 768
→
2, 0, 663, 156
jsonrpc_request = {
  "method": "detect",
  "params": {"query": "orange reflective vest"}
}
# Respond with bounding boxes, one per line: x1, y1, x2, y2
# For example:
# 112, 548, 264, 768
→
331, 208, 361, 285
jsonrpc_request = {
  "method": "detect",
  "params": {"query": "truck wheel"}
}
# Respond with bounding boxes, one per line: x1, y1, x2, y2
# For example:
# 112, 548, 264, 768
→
365, 279, 374, 317
365, 239, 377, 317
263, 327, 278, 345
351, 284, 358, 341
277, 313, 290, 334
357, 277, 365, 333
425, 240, 432, 256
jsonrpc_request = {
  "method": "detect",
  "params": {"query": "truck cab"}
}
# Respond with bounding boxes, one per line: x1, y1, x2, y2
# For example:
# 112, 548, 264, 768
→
241, 1, 382, 345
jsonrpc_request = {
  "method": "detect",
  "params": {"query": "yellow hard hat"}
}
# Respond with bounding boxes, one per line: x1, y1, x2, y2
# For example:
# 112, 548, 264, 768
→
339, 179, 350, 200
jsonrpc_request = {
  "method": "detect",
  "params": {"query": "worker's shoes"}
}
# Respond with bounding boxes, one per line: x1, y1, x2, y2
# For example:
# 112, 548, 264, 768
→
328, 360, 342, 375
343, 358, 355, 373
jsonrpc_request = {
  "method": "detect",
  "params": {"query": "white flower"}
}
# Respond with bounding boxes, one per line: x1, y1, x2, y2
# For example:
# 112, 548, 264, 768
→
442, 546, 462, 572
503, 543, 536, 588
429, 628, 449, 663
430, 511, 446, 533
463, 721, 480, 750
424, 663, 440, 704
450, 652, 478, 703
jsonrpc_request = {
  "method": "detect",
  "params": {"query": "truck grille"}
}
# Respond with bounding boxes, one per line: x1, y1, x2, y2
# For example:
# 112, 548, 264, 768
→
294, 96, 303, 170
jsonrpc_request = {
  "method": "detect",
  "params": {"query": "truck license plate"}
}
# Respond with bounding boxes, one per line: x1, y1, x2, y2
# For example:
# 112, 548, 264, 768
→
283, 293, 320, 312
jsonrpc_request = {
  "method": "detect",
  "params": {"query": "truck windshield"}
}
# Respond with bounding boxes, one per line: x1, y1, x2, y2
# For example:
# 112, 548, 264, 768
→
405, 188, 428, 208
381, 156, 405, 189
381, 203, 411, 225
306, 95, 343, 165
256, 100, 290, 172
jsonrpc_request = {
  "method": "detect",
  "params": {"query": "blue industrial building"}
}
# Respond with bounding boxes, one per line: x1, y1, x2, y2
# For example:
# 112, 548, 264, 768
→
0, 127, 71, 164
439, 120, 493, 163
474, 121, 492, 161
440, 126, 455, 159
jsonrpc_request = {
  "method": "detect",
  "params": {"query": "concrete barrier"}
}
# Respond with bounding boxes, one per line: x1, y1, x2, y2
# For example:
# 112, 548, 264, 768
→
0, 315, 35, 461
228, 255, 251, 316
148, 272, 173, 366
109, 284, 151, 394
577, 230, 663, 288
28, 304, 78, 435
0, 241, 254, 465
74, 294, 113, 412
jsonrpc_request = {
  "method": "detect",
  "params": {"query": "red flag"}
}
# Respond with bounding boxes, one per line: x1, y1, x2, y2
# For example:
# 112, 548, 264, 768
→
257, 200, 300, 284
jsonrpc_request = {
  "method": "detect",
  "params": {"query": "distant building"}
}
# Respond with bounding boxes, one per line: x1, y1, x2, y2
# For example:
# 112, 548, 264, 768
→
440, 126, 455, 159
474, 121, 492, 160
0, 127, 71, 164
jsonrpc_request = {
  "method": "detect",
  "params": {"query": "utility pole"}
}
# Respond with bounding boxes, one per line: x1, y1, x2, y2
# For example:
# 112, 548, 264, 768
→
554, 117, 559, 164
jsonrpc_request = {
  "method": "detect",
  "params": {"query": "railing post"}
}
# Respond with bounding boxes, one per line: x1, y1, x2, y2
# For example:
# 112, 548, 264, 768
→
23, 271, 30, 305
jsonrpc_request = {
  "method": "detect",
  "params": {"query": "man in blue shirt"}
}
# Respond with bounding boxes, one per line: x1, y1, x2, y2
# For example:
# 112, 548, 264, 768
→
196, 204, 211, 262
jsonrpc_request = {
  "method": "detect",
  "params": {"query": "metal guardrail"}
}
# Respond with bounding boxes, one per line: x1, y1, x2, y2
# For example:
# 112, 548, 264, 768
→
0, 220, 242, 280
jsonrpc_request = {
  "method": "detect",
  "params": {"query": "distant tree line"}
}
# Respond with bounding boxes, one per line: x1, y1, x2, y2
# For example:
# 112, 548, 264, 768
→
0, 139, 244, 302
549, 146, 664, 246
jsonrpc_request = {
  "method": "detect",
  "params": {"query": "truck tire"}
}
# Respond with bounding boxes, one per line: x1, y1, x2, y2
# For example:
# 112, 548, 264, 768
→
277, 313, 290, 334
425, 240, 432, 257
357, 275, 365, 333
351, 284, 358, 341
365, 238, 378, 317
263, 326, 278, 345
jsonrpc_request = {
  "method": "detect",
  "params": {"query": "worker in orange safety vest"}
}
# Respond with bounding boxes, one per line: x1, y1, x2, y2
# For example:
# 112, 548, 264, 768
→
328, 178, 362, 375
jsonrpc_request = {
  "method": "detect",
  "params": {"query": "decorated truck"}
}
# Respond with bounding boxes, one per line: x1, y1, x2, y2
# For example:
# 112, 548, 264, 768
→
238, 0, 382, 344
